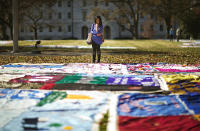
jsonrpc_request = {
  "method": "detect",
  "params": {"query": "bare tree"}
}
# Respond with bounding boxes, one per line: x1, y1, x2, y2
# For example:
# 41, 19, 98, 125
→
20, 0, 56, 40
146, 0, 199, 38
0, 0, 13, 39
0, 0, 57, 40
99, 0, 147, 39
141, 18, 154, 39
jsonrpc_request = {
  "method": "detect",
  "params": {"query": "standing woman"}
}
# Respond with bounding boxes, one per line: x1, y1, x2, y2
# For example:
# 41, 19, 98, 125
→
90, 16, 104, 63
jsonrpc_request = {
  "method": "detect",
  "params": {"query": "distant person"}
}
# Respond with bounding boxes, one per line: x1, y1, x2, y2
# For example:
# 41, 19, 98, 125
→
169, 28, 174, 41
90, 16, 104, 63
176, 28, 181, 42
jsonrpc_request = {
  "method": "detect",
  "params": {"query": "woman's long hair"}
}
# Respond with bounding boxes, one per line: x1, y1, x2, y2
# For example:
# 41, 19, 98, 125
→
94, 16, 103, 26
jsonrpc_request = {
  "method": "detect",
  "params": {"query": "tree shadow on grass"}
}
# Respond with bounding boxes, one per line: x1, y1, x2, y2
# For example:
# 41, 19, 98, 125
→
103, 50, 168, 55
0, 46, 168, 56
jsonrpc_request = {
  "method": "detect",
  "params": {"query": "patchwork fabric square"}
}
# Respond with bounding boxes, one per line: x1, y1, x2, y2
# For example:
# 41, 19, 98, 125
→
36, 91, 67, 106
161, 74, 200, 95
2, 64, 64, 69
127, 63, 157, 74
32, 91, 109, 113
10, 90, 52, 100
155, 64, 200, 72
117, 93, 193, 117
0, 74, 25, 82
0, 64, 65, 74
10, 75, 65, 84
106, 75, 160, 86
3, 111, 94, 131
56, 74, 85, 84
55, 74, 161, 87
2, 91, 109, 131
61, 63, 128, 75
0, 89, 18, 98
56, 74, 108, 85
118, 115, 200, 131
179, 94, 200, 114
0, 89, 52, 128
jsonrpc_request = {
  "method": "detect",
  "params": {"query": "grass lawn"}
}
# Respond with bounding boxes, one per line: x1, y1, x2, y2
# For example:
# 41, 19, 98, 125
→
3, 39, 182, 48
16, 39, 182, 48
0, 40, 200, 65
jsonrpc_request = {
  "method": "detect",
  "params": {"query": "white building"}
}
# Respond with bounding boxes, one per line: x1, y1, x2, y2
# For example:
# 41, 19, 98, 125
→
19, 0, 167, 40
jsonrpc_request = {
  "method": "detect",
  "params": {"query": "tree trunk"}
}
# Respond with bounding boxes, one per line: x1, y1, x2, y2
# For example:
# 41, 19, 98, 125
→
165, 17, 172, 39
132, 31, 136, 40
71, 0, 74, 38
135, 11, 139, 39
34, 28, 38, 40
9, 14, 13, 40
9, 25, 13, 40
1, 23, 9, 40
132, 12, 139, 40
12, 0, 19, 52
132, 23, 139, 39
135, 23, 139, 39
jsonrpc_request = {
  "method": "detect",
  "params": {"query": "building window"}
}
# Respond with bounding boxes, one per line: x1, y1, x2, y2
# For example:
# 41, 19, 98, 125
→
20, 26, 24, 32
39, 26, 43, 32
41, 12, 43, 18
150, 24, 154, 31
82, 11, 87, 21
39, 3, 43, 7
30, 27, 33, 32
58, 12, 62, 19
49, 26, 52, 32
82, 26, 88, 39
83, 0, 86, 7
103, 11, 110, 20
140, 13, 144, 18
160, 24, 163, 32
68, 1, 71, 7
150, 14, 154, 19
140, 25, 144, 32
155, 16, 158, 22
48, 13, 52, 20
104, 26, 111, 39
68, 12, 71, 19
94, 0, 98, 6
105, 2, 109, 6
68, 25, 71, 32
58, 26, 62, 32
58, 0, 62, 7
121, 26, 125, 32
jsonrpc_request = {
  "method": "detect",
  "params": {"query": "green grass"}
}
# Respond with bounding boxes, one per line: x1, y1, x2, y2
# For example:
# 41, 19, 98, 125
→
6, 40, 182, 48
1, 39, 183, 53
1, 40, 200, 65
99, 112, 109, 131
